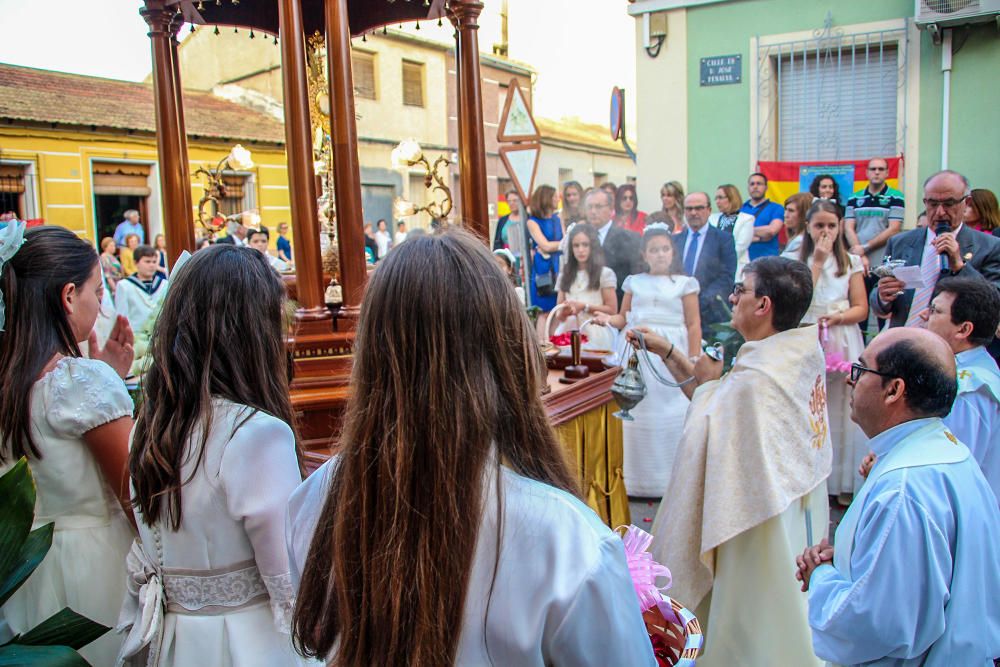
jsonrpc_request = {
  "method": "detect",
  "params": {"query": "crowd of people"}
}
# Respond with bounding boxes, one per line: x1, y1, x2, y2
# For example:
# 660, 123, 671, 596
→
0, 159, 998, 666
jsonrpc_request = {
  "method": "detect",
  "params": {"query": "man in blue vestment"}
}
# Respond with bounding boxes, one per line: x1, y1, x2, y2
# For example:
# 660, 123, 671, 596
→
922, 276, 1000, 502
796, 327, 1000, 666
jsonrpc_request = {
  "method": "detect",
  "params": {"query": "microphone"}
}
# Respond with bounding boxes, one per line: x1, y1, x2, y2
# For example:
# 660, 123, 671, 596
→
935, 222, 951, 273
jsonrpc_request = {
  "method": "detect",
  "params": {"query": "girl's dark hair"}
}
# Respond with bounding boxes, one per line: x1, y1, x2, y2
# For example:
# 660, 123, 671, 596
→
809, 174, 842, 203
615, 183, 640, 223
640, 226, 683, 275
0, 226, 99, 461
129, 244, 297, 529
799, 199, 850, 277
292, 229, 578, 666
559, 223, 605, 292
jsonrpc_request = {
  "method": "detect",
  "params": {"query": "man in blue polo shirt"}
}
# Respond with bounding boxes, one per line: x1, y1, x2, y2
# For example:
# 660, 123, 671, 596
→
741, 172, 785, 260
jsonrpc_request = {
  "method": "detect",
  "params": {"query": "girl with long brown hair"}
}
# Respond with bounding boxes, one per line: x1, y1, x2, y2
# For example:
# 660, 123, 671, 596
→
288, 229, 654, 666
553, 223, 618, 351
796, 199, 868, 503
121, 244, 306, 666
0, 224, 136, 666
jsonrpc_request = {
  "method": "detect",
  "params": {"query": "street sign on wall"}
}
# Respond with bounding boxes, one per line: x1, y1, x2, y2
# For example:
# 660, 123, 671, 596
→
700, 54, 742, 86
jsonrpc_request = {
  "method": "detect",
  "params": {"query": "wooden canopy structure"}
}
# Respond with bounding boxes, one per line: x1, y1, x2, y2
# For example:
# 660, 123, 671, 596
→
140, 0, 490, 322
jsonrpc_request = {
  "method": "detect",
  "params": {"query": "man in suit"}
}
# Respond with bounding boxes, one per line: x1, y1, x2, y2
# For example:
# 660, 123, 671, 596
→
674, 192, 737, 338
583, 188, 640, 305
872, 170, 1000, 328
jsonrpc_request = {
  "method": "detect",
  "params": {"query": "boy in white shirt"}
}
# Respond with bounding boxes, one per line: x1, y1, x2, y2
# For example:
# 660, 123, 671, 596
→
248, 227, 290, 273
114, 244, 168, 331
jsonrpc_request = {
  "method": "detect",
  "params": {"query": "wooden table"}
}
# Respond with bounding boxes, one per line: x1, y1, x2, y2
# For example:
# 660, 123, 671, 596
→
296, 364, 630, 529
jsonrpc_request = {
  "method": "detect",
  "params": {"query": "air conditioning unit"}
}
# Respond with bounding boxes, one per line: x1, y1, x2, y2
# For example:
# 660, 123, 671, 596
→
915, 0, 1000, 28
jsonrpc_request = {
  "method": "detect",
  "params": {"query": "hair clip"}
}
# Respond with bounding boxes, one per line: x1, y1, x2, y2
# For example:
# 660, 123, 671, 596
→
0, 219, 27, 332
643, 222, 671, 235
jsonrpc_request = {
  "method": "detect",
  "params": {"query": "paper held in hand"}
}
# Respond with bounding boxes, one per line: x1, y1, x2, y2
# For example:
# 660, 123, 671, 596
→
891, 264, 926, 289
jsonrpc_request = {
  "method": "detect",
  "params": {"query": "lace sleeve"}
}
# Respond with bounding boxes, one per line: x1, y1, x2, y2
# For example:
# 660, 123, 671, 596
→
45, 357, 133, 438
219, 412, 303, 632
261, 572, 295, 633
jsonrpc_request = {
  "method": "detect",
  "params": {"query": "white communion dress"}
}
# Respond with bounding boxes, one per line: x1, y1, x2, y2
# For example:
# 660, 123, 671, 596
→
800, 253, 868, 495
1, 357, 135, 666
286, 457, 657, 666
619, 273, 699, 497
117, 400, 307, 667
554, 265, 618, 352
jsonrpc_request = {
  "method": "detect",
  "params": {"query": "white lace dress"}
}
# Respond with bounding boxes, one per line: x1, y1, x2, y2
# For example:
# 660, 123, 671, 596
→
619, 273, 699, 498
117, 400, 307, 667
1, 357, 135, 666
800, 253, 868, 495
554, 265, 618, 351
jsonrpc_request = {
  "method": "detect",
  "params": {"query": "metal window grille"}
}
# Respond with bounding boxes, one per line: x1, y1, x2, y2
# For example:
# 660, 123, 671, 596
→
756, 22, 907, 163
402, 61, 424, 107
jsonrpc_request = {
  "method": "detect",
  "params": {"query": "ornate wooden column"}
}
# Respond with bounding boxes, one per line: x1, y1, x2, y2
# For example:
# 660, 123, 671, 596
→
278, 0, 326, 316
449, 0, 489, 241
325, 0, 367, 317
141, 1, 195, 260
168, 13, 194, 242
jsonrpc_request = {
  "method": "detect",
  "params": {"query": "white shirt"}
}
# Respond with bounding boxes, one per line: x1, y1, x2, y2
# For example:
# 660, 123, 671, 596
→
286, 457, 656, 666
596, 219, 613, 246
682, 224, 707, 270
394, 231, 408, 245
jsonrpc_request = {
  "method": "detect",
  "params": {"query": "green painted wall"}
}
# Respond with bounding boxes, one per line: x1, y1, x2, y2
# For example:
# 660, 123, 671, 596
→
682, 0, 912, 193
918, 23, 1000, 189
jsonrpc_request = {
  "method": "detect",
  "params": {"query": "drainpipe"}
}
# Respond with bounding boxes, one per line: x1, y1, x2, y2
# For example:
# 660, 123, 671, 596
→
940, 28, 953, 170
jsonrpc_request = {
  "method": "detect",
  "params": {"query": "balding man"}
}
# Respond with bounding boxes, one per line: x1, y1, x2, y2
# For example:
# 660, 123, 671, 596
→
872, 170, 1000, 328
797, 328, 1000, 666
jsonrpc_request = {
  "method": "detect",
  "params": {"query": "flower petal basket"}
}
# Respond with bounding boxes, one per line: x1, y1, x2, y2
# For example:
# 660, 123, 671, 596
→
643, 597, 703, 666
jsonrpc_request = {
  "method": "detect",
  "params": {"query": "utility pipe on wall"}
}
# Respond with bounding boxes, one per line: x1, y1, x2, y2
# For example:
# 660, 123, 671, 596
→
940, 28, 953, 170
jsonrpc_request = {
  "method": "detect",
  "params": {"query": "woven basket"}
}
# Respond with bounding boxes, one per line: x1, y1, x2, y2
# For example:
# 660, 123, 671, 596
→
643, 597, 703, 666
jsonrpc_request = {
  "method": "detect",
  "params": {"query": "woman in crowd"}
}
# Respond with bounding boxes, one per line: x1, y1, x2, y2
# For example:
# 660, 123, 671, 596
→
122, 244, 305, 666
276, 222, 293, 263
796, 199, 868, 503
600, 182, 618, 214
647, 181, 685, 233
154, 233, 169, 276
526, 184, 563, 333
709, 184, 755, 277
781, 191, 814, 257
0, 223, 136, 666
493, 188, 525, 261
553, 223, 618, 351
120, 232, 140, 276
965, 188, 1000, 234
614, 183, 646, 234
100, 236, 124, 296
595, 224, 701, 498
287, 230, 654, 666
809, 174, 841, 204
560, 180, 586, 227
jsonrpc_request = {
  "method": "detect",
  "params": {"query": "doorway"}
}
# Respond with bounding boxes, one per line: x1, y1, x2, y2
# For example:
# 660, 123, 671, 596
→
94, 195, 148, 244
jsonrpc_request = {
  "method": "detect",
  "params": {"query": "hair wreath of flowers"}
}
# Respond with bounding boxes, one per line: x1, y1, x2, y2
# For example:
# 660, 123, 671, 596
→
0, 219, 27, 332
643, 222, 672, 235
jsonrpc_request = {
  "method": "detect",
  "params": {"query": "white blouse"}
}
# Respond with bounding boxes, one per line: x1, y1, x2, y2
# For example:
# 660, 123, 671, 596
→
286, 458, 656, 666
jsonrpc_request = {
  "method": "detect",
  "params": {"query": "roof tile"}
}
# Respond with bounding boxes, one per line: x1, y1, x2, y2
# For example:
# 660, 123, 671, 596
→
0, 63, 285, 145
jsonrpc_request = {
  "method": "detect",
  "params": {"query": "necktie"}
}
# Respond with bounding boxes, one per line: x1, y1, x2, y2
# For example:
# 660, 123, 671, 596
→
684, 231, 700, 275
904, 229, 940, 328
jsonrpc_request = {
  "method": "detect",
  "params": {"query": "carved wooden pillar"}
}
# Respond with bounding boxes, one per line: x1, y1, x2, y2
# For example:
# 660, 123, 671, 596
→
278, 0, 326, 314
325, 0, 367, 317
449, 0, 489, 241
168, 14, 193, 246
141, 1, 194, 260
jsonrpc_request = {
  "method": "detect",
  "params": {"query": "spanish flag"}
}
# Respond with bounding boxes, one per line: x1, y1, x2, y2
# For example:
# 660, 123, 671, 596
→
757, 156, 903, 206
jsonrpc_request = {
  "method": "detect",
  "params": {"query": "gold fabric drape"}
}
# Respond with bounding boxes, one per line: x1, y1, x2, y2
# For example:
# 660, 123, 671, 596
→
555, 402, 630, 529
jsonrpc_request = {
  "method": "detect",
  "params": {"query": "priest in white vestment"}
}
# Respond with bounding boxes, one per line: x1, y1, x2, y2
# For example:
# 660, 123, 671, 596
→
629, 256, 831, 667
922, 276, 1000, 501
798, 327, 1000, 665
